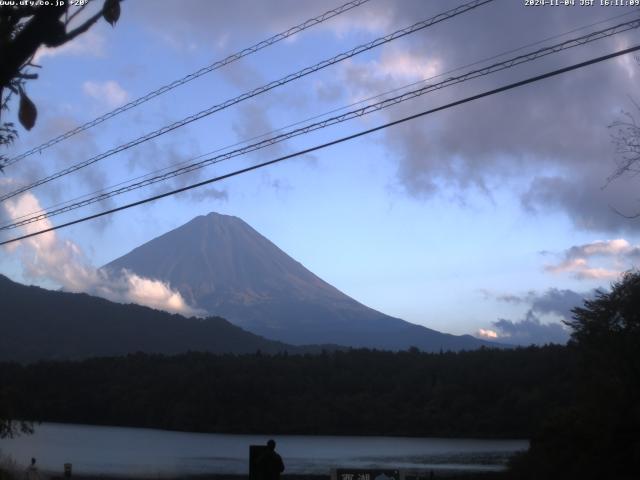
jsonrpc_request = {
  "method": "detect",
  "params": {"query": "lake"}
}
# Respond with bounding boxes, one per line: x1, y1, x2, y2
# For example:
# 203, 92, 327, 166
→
0, 423, 528, 477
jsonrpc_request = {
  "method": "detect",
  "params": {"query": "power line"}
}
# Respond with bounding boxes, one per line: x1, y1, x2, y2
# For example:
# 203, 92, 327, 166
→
7, 8, 636, 227
0, 0, 493, 203
4, 16, 638, 231
2, 43, 638, 247
5, 17, 638, 229
2, 0, 373, 168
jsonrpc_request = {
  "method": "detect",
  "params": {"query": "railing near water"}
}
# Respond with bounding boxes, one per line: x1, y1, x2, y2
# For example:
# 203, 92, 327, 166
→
332, 469, 442, 480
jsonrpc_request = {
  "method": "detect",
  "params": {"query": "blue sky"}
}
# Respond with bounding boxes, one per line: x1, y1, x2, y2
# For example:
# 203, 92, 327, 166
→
1, 0, 640, 344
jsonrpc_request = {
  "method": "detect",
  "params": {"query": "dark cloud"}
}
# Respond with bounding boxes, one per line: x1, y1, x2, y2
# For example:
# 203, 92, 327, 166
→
188, 186, 228, 202
495, 293, 529, 304
219, 59, 266, 92
493, 313, 570, 346
0, 111, 119, 231
328, 1, 640, 234
480, 287, 601, 345
123, 136, 208, 193
493, 286, 596, 321
521, 170, 640, 234
261, 173, 293, 195
231, 102, 283, 157
125, 141, 230, 206
529, 288, 592, 321
315, 80, 344, 103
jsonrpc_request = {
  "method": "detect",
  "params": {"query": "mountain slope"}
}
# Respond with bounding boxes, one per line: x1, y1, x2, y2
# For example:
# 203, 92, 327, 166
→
0, 274, 307, 363
104, 212, 496, 351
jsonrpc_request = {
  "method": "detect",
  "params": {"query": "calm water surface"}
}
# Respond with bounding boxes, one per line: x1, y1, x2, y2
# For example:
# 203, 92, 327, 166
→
0, 423, 528, 477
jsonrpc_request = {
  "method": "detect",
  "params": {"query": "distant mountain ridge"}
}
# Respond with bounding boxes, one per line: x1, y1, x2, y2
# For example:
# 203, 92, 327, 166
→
0, 274, 311, 362
104, 212, 498, 351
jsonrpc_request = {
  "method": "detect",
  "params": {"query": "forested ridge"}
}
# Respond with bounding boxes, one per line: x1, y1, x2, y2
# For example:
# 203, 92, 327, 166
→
0, 274, 322, 362
0, 345, 574, 438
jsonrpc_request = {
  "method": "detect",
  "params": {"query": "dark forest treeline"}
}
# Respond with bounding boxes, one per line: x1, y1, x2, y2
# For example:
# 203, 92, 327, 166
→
0, 345, 575, 438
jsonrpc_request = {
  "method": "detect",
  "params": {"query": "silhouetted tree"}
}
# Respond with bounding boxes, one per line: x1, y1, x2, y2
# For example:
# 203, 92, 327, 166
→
0, 0, 121, 433
607, 59, 640, 217
510, 271, 640, 479
609, 104, 640, 187
0, 0, 121, 169
0, 417, 32, 439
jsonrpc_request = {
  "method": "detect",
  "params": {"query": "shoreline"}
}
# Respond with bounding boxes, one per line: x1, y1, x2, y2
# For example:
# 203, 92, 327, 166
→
2, 424, 523, 480
18, 420, 530, 442
44, 473, 506, 480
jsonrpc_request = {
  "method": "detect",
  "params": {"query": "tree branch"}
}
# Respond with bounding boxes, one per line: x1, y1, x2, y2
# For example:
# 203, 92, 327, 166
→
62, 7, 104, 43
65, 3, 89, 26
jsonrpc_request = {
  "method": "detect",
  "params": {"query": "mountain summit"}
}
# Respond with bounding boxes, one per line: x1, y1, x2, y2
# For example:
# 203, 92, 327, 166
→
104, 212, 494, 351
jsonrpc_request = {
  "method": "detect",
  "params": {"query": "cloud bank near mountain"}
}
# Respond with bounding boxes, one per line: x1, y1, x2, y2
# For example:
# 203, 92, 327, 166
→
1, 191, 202, 317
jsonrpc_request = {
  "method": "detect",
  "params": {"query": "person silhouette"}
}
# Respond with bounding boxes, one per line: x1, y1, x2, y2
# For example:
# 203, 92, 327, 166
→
258, 439, 285, 480
25, 458, 40, 480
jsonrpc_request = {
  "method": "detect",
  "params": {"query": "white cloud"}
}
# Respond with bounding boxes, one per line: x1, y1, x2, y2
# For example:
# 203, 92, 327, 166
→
477, 328, 498, 339
1, 192, 202, 317
377, 49, 441, 81
34, 31, 106, 63
337, 49, 442, 106
93, 268, 202, 316
83, 80, 129, 108
545, 239, 640, 281
125, 272, 191, 313
571, 238, 632, 257
546, 260, 619, 280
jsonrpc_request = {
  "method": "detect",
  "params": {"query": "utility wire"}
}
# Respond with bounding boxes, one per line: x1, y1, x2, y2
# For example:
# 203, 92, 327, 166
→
0, 0, 493, 203
2, 0, 373, 168
2, 43, 638, 247
3, 17, 638, 231
7, 8, 636, 227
